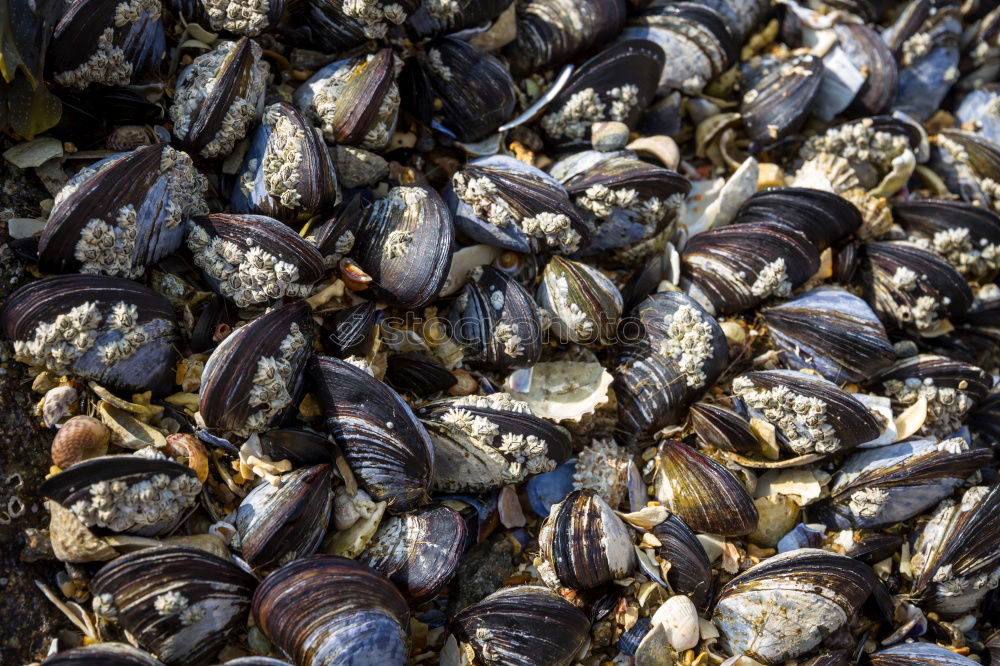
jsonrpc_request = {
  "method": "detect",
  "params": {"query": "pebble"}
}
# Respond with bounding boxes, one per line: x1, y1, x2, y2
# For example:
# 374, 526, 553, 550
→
591, 121, 631, 151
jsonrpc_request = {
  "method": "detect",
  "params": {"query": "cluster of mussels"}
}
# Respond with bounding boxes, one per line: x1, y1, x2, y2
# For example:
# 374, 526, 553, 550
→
7, 0, 1000, 664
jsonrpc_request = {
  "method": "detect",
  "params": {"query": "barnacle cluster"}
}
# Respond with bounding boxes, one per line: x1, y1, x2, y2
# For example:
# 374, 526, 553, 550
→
68, 473, 201, 533
261, 106, 305, 208
521, 212, 581, 253
243, 323, 307, 434
913, 227, 1000, 278
203, 0, 270, 35
440, 405, 554, 485
53, 27, 131, 89
572, 439, 630, 508
309, 54, 401, 150
884, 376, 977, 437
659, 304, 714, 388
341, 0, 406, 39
733, 378, 840, 454
750, 258, 792, 299
452, 173, 510, 226
12, 302, 102, 374
74, 205, 141, 278
159, 147, 210, 228
541, 85, 640, 140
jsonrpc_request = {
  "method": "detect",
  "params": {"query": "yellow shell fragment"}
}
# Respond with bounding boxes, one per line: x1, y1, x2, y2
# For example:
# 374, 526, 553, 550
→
48, 501, 119, 563
97, 401, 167, 450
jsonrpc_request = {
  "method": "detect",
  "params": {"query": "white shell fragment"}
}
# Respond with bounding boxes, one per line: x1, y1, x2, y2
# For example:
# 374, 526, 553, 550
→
504, 360, 613, 422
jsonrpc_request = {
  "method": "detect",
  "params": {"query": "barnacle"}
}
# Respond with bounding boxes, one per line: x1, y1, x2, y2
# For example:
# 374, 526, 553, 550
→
53, 28, 131, 89
572, 439, 630, 508
659, 304, 714, 389
541, 85, 640, 141
261, 105, 306, 208
732, 379, 840, 454
884, 377, 977, 437
68, 473, 201, 533
241, 323, 307, 435
203, 0, 270, 35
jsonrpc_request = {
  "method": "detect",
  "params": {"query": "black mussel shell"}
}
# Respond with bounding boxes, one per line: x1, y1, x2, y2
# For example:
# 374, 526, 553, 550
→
310, 355, 435, 512
735, 187, 861, 251
652, 511, 715, 610
190, 295, 238, 353
406, 0, 512, 40
320, 300, 381, 359
763, 287, 895, 385
42, 643, 165, 665
741, 54, 824, 149
252, 555, 410, 666
870, 643, 979, 665
260, 428, 335, 465
681, 222, 820, 316
452, 585, 591, 666
199, 301, 314, 436
845, 533, 904, 564
288, 0, 413, 53
91, 547, 256, 666
689, 402, 760, 454
836, 23, 899, 117
537, 255, 623, 345
2, 274, 179, 395
893, 199, 1000, 281
384, 353, 457, 397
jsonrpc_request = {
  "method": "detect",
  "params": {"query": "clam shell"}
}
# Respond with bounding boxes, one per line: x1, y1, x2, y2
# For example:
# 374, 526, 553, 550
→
252, 555, 410, 666
310, 355, 434, 512
653, 440, 758, 536
406, 0, 512, 39
91, 546, 256, 665
452, 585, 591, 666
870, 643, 978, 665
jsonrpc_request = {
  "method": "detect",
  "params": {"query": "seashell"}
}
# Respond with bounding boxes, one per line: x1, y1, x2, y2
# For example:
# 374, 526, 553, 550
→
252, 555, 410, 666
526, 459, 577, 518
934, 128, 1000, 214
48, 0, 165, 89
347, 185, 453, 309
844, 532, 903, 565
384, 353, 457, 397
319, 301, 380, 359
762, 287, 895, 385
893, 199, 1000, 281
550, 149, 691, 254
651, 512, 714, 610
294, 48, 400, 152
230, 101, 339, 224
870, 355, 991, 438
190, 295, 238, 354
41, 643, 165, 665
2, 275, 179, 395
613, 291, 729, 444
713, 548, 884, 664
199, 301, 314, 436
310, 355, 434, 513
97, 401, 167, 451
170, 37, 269, 159
859, 241, 973, 333
537, 255, 623, 345
617, 616, 652, 657
955, 84, 1000, 145
219, 658, 292, 666
92, 546, 257, 665
740, 54, 824, 150
689, 402, 760, 454
42, 454, 201, 536
452, 585, 591, 666
732, 370, 883, 457
653, 440, 758, 536
417, 392, 571, 493
909, 483, 1000, 616
260, 428, 335, 466
503, 0, 627, 75
447, 265, 541, 369
571, 438, 631, 509
447, 155, 591, 254
235, 464, 333, 568
201, 0, 286, 35
51, 415, 110, 468
812, 437, 993, 529
186, 214, 325, 308
406, 0, 511, 40
359, 504, 466, 603
290, 0, 412, 53
681, 222, 820, 316
651, 595, 699, 651
623, 2, 738, 96
504, 358, 614, 423
869, 643, 978, 665
735, 188, 861, 251
538, 40, 664, 150
836, 23, 899, 116
420, 38, 517, 143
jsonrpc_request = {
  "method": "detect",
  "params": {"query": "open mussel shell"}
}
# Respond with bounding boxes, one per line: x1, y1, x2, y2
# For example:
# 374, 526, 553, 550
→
537, 488, 637, 589
186, 214, 325, 307
310, 355, 434, 512
653, 440, 757, 536
39, 144, 207, 278
42, 643, 165, 665
48, 0, 165, 89
735, 187, 861, 251
909, 483, 1000, 616
713, 548, 885, 664
201, 0, 287, 35
406, 0, 511, 40
551, 150, 691, 254
417, 393, 571, 493
681, 222, 820, 316
347, 185, 453, 309
503, 0, 627, 75
199, 301, 314, 436
870, 642, 979, 665
91, 546, 256, 665
812, 437, 993, 530
733, 370, 883, 457
859, 241, 973, 333
741, 54, 823, 149
360, 504, 466, 604
448, 265, 542, 369
613, 291, 729, 444
538, 255, 623, 345
421, 38, 517, 143
893, 199, 1000, 281
2, 274, 179, 395
235, 464, 333, 568
690, 402, 759, 454
762, 287, 895, 385
539, 39, 664, 150
252, 555, 410, 666
294, 48, 399, 151
447, 155, 590, 254
836, 23, 898, 116
42, 454, 201, 536
623, 2, 737, 96
651, 512, 714, 610
170, 37, 269, 159
452, 585, 591, 666
230, 101, 339, 224
869, 354, 991, 437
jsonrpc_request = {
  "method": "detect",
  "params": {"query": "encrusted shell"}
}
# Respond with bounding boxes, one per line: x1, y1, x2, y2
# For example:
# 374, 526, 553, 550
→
893, 199, 1000, 281
740, 55, 823, 149
537, 255, 623, 345
41, 643, 165, 665
735, 187, 861, 251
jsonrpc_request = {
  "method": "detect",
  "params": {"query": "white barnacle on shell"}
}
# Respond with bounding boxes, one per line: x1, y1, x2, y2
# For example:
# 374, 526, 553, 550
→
453, 173, 513, 228
74, 205, 142, 279
154, 590, 189, 616
308, 52, 400, 151
261, 106, 306, 208
492, 322, 524, 358
54, 27, 131, 89
572, 439, 630, 508
521, 212, 580, 253
92, 592, 117, 621
883, 377, 975, 437
749, 258, 791, 299
69, 471, 201, 533
426, 49, 452, 81
384, 229, 413, 259
658, 304, 714, 389
13, 301, 103, 375
203, 0, 271, 35
541, 88, 606, 140
114, 0, 160, 26
240, 323, 306, 435
891, 266, 919, 290
733, 378, 841, 455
